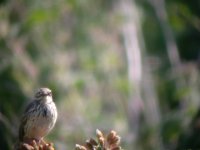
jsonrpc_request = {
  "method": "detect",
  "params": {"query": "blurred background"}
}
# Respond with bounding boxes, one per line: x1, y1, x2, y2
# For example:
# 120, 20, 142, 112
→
0, 0, 200, 149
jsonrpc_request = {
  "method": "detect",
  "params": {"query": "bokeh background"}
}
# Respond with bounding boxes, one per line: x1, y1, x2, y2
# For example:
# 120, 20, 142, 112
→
0, 0, 200, 149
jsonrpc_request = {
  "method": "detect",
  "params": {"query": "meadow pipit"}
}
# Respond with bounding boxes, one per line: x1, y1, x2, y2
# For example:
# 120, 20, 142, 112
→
18, 88, 57, 143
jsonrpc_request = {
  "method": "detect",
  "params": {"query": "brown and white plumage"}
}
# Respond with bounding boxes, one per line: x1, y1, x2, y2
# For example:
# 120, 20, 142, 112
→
19, 88, 57, 142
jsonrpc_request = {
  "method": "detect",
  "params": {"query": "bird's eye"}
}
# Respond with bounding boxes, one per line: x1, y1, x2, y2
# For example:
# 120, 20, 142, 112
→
48, 92, 52, 96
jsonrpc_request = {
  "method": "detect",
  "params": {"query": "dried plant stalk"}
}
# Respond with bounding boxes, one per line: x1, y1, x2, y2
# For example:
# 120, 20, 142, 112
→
14, 140, 55, 150
75, 129, 123, 150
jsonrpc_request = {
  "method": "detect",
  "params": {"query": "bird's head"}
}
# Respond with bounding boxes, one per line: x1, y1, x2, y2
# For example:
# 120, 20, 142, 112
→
34, 87, 53, 103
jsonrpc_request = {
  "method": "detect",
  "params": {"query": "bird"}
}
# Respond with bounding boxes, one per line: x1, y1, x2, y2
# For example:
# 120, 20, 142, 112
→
18, 87, 57, 144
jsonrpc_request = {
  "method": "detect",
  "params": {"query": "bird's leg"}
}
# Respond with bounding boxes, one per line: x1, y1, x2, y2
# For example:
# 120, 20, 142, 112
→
39, 138, 47, 145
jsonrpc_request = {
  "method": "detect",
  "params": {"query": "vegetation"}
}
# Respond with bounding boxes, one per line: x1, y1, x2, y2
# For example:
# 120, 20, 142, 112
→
0, 0, 200, 149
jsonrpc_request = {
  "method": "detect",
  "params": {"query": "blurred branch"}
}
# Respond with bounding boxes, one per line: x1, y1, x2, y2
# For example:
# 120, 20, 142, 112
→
117, 0, 143, 144
174, 6, 200, 32
142, 59, 163, 149
147, 0, 189, 110
117, 0, 164, 148
148, 0, 182, 69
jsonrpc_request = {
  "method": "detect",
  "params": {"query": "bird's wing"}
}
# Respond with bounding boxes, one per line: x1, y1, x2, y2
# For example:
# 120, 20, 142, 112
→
18, 100, 38, 141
